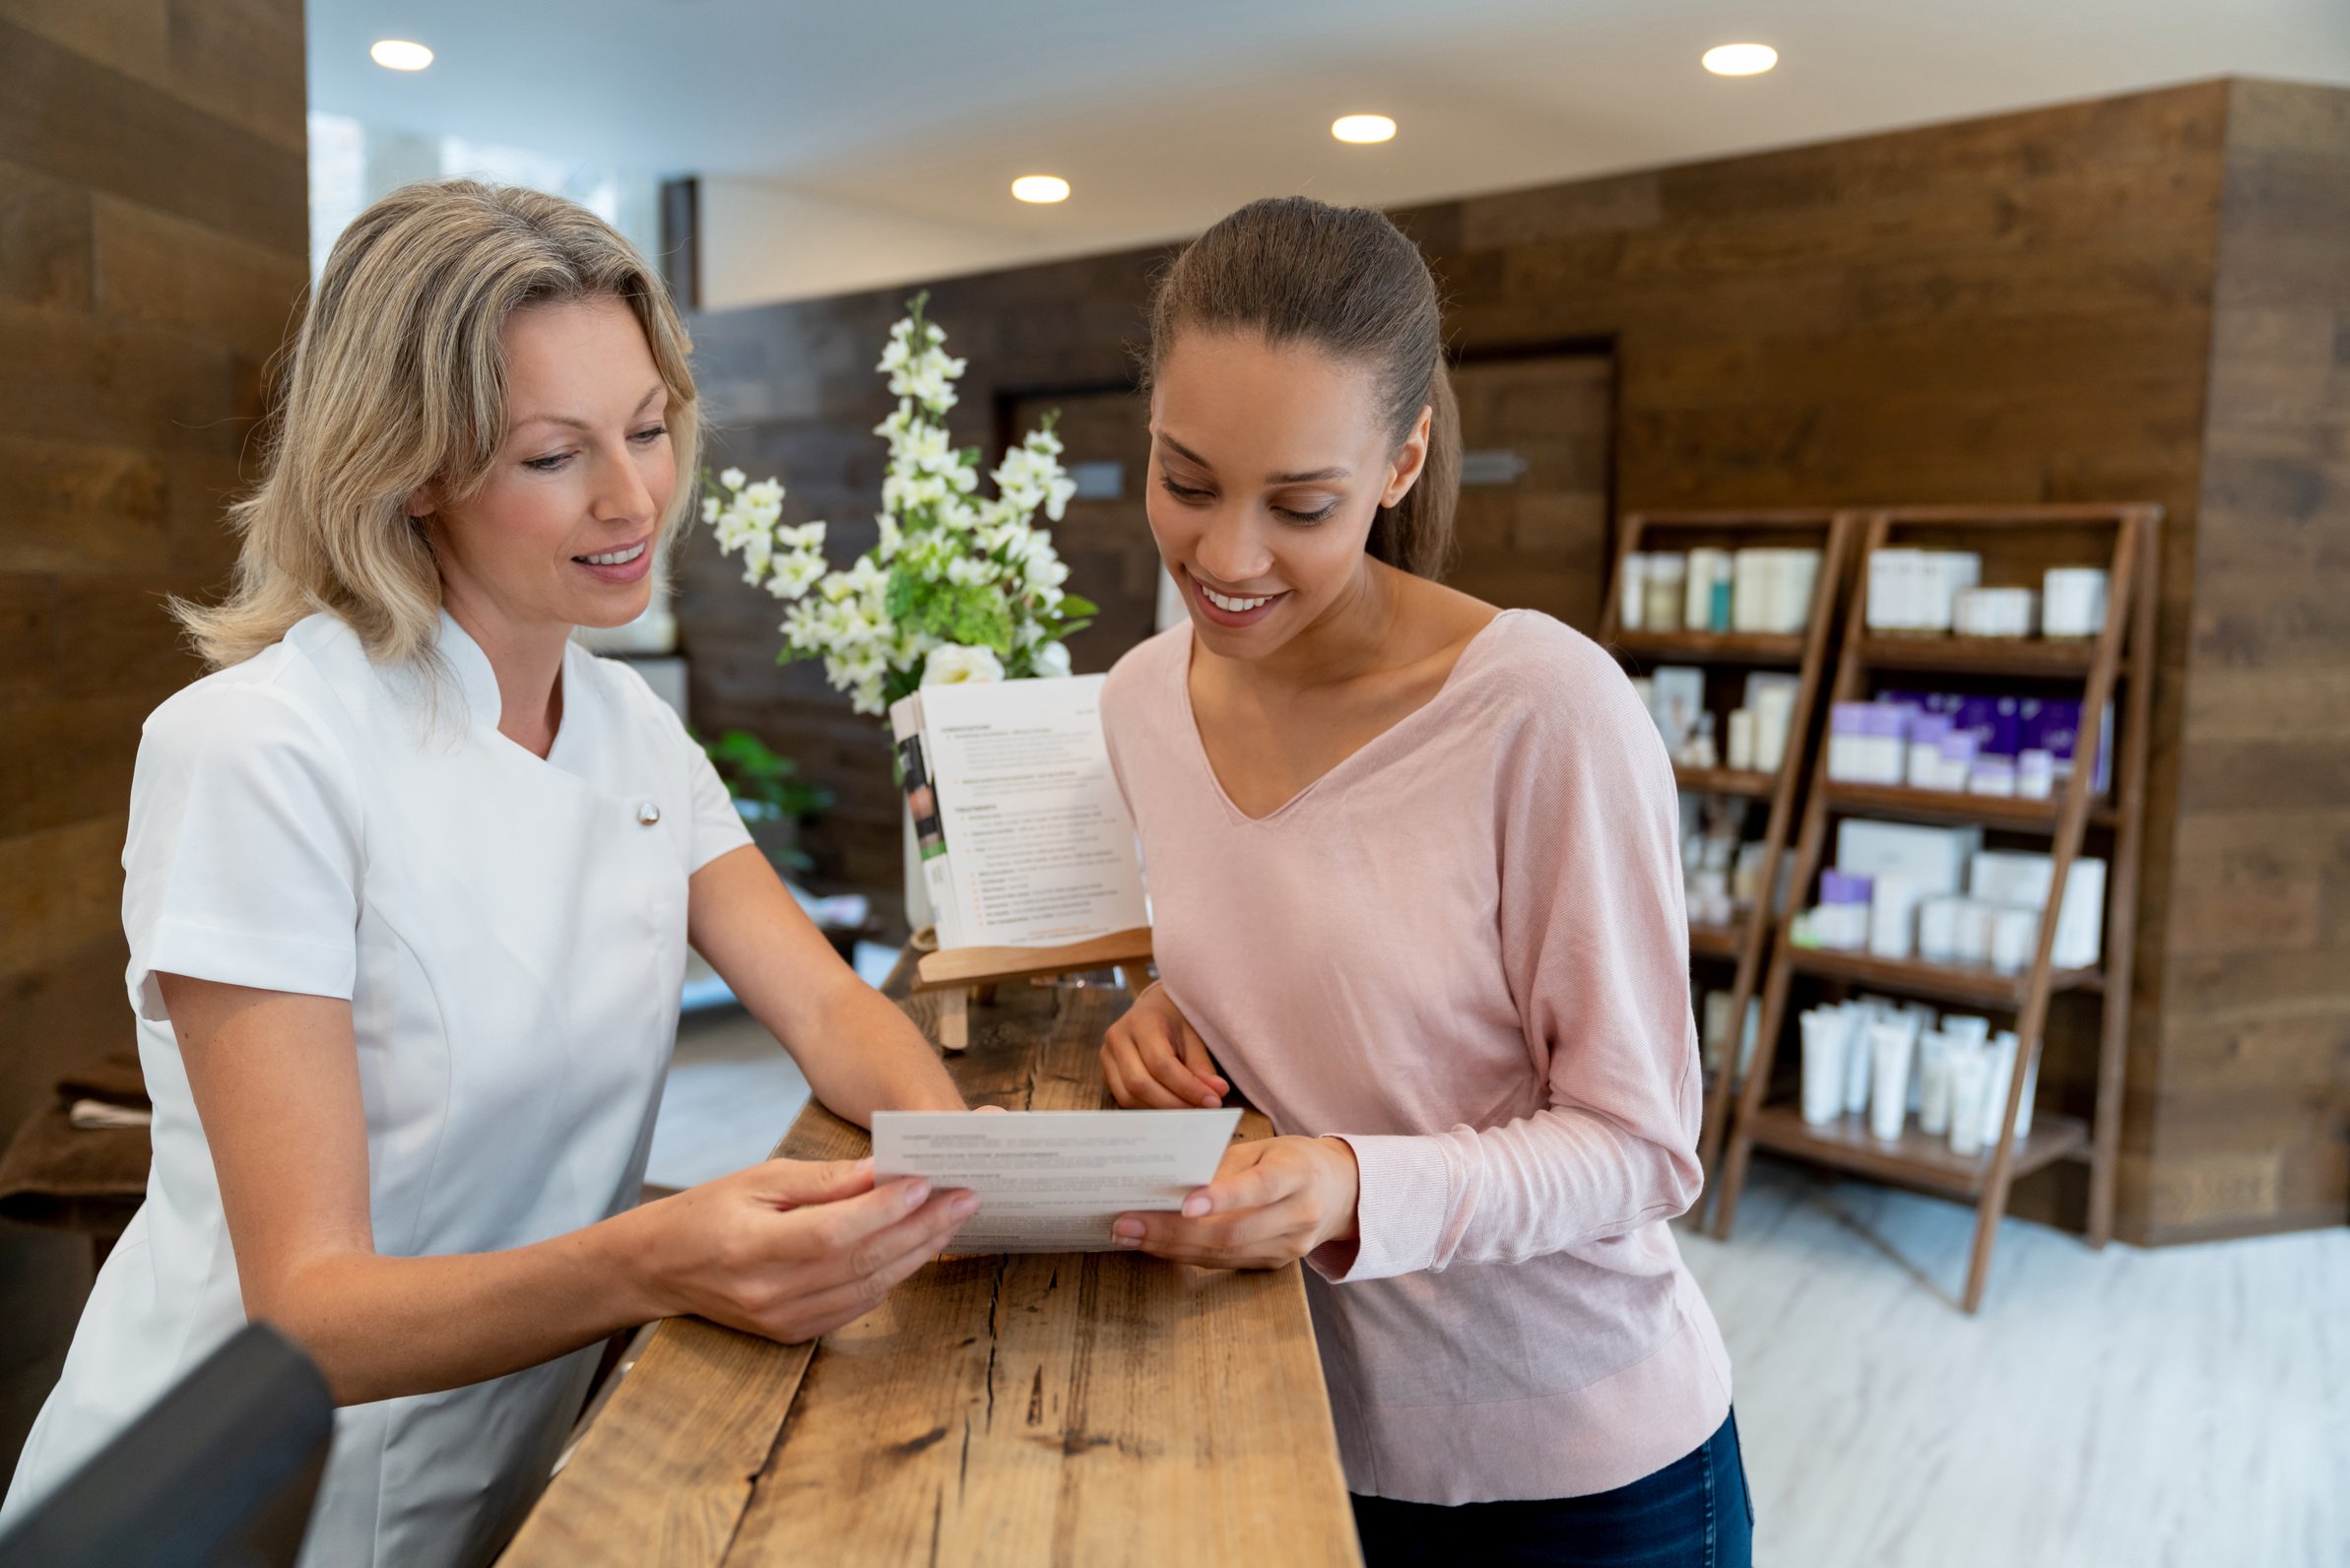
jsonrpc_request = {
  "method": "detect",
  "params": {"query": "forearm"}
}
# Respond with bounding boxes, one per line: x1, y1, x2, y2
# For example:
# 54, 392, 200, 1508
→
251, 1209, 662, 1406
790, 975, 965, 1122
1332, 1105, 1700, 1282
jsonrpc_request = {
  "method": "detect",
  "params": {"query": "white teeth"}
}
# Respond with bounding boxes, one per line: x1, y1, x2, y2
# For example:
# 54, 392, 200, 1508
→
580, 543, 647, 566
1201, 584, 1273, 614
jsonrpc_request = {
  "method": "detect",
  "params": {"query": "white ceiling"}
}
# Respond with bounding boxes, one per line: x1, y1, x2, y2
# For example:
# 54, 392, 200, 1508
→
309, 0, 2350, 294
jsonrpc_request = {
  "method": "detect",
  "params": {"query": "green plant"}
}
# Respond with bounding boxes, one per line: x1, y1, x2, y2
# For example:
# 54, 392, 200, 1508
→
699, 729, 831, 823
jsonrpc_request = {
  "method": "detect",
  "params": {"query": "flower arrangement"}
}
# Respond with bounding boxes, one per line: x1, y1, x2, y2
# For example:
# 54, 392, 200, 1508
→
706, 293, 1096, 717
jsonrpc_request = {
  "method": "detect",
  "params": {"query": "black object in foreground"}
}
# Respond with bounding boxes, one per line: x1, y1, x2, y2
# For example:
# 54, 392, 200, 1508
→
0, 1323, 331, 1567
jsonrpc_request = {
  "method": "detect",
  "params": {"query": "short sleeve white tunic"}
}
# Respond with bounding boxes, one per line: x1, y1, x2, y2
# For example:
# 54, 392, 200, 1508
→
0, 611, 752, 1567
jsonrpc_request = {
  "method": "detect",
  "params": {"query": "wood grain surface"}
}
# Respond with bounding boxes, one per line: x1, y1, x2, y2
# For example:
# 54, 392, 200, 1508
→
501, 979, 1357, 1567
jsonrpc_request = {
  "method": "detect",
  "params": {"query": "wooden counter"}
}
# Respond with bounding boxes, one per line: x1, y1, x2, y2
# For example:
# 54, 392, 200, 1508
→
501, 975, 1360, 1568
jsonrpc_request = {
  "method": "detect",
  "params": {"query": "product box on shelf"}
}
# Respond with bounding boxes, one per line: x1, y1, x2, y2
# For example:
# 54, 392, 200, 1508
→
1969, 851, 2107, 969
1834, 818, 1983, 899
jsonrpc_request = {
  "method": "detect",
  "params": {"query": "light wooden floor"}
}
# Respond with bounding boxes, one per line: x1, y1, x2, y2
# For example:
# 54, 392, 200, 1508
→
1679, 1167, 2350, 1568
644, 1025, 2350, 1567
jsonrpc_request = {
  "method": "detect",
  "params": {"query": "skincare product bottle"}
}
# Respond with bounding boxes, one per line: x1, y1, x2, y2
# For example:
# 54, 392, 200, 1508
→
2042, 566, 2108, 638
1991, 906, 2039, 975
1917, 1032, 1953, 1135
2016, 748, 2056, 800
1953, 899, 1996, 968
1867, 874, 1920, 961
2009, 1033, 2039, 1137
1727, 708, 1756, 772
1947, 1042, 1990, 1157
1800, 1010, 1846, 1126
1645, 554, 1686, 632
1868, 1017, 1918, 1142
1917, 896, 1961, 963
1840, 1005, 1873, 1115
1978, 1030, 2023, 1148
1620, 555, 1649, 631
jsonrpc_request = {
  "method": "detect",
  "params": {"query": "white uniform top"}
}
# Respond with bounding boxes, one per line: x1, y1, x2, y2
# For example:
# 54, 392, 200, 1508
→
0, 611, 752, 1568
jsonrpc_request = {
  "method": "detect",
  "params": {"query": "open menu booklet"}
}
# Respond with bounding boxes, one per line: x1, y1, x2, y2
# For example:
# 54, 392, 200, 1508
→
888, 675, 1149, 950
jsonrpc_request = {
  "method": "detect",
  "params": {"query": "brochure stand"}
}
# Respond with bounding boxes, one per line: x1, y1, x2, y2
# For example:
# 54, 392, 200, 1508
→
911, 927, 1155, 1051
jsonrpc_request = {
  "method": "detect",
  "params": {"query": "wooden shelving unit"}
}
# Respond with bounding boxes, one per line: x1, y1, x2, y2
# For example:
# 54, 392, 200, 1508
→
1710, 503, 2160, 1312
1601, 509, 1860, 1205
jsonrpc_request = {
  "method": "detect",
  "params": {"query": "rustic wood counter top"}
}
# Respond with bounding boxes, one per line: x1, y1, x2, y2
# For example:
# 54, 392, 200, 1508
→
500, 971, 1360, 1568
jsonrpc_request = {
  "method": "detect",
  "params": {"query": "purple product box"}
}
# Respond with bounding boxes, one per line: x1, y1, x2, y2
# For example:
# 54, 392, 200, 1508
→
1950, 695, 2024, 759
2017, 699, 2111, 791
1911, 712, 1954, 748
1819, 870, 1874, 905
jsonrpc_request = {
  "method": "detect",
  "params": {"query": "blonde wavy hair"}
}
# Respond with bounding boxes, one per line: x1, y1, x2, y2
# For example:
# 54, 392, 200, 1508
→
175, 179, 701, 670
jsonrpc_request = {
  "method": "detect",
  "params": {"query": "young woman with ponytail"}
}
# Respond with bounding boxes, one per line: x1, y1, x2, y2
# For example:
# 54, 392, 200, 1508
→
1095, 197, 1751, 1566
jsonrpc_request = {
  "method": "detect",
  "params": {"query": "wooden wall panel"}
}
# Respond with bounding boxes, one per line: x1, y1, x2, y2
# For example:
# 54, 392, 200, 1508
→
0, 0, 307, 1481
2148, 79, 2350, 1241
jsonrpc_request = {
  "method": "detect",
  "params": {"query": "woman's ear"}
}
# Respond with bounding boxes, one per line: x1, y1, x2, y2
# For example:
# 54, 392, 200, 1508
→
402, 487, 437, 525
1380, 405, 1434, 508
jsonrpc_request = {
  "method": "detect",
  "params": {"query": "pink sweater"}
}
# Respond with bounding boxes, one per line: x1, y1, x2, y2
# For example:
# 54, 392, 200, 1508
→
1100, 611, 1731, 1504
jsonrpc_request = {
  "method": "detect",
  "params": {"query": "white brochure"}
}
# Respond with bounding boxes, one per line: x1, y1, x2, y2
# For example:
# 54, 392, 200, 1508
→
871, 1109, 1241, 1254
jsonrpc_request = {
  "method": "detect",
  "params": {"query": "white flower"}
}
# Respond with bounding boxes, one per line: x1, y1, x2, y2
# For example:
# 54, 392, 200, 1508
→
922, 643, 1004, 686
720, 467, 747, 490
1031, 641, 1073, 679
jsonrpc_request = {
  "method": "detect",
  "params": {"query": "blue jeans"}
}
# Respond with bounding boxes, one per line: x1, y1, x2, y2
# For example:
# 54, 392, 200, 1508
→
1349, 1410, 1754, 1567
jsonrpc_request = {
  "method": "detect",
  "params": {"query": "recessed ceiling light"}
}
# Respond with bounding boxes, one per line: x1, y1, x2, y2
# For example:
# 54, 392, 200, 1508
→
370, 38, 434, 71
1332, 114, 1397, 145
1702, 43, 1777, 77
1011, 175, 1070, 204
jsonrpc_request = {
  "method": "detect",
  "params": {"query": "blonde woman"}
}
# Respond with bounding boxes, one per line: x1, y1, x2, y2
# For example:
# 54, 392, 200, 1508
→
0, 183, 978, 1566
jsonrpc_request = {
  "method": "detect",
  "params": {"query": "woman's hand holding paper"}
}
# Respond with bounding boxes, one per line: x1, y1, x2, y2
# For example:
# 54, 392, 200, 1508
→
623, 1156, 979, 1343
1109, 1136, 1358, 1270
1101, 982, 1230, 1109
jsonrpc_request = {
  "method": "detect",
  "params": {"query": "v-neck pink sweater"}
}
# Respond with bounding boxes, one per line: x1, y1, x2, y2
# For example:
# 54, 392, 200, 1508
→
1100, 610, 1731, 1504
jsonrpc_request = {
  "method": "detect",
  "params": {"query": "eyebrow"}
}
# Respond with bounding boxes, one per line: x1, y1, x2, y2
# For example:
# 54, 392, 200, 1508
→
514, 383, 667, 433
1160, 432, 1349, 486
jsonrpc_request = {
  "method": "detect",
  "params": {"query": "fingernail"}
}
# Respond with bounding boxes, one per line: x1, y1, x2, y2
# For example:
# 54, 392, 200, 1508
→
1113, 1217, 1143, 1239
1113, 1233, 1142, 1249
951, 1193, 980, 1219
903, 1180, 931, 1210
1199, 1093, 1221, 1108
1182, 1194, 1211, 1218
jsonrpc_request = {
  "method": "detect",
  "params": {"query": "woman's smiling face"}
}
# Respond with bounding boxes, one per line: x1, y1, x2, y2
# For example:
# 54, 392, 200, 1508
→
1146, 330, 1427, 661
420, 294, 677, 635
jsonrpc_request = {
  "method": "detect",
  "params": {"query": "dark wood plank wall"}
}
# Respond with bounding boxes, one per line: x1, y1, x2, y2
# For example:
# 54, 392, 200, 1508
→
2155, 80, 2350, 1242
0, 0, 309, 1477
685, 82, 2265, 1240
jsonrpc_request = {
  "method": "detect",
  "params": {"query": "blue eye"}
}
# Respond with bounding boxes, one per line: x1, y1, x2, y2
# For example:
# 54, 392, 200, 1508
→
524, 452, 571, 473
631, 425, 668, 444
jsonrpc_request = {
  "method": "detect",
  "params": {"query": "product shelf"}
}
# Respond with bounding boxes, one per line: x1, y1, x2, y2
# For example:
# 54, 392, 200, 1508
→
1688, 922, 1743, 959
1675, 764, 1780, 800
1711, 501, 2160, 1313
1785, 945, 2104, 1009
1857, 635, 2117, 679
1613, 629, 1806, 668
1818, 781, 2120, 832
1604, 510, 1860, 1203
1742, 1106, 2090, 1199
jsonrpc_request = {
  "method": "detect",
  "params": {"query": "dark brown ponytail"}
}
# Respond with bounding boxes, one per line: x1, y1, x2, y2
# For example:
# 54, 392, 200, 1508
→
1145, 196, 1459, 578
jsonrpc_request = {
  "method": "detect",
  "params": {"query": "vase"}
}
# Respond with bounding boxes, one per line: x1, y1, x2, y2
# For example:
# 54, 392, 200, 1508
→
901, 798, 936, 937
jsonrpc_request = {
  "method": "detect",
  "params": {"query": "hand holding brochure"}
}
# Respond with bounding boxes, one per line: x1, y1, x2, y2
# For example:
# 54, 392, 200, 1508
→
872, 1109, 1240, 1254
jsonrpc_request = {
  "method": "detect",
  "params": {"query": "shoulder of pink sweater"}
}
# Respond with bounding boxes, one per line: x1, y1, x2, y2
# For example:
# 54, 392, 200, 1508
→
1099, 621, 1191, 738
1466, 612, 1652, 730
